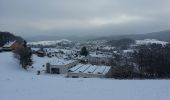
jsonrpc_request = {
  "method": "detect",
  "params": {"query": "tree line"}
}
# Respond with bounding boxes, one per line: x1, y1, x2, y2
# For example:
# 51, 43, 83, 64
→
133, 43, 170, 78
107, 38, 135, 50
112, 43, 170, 79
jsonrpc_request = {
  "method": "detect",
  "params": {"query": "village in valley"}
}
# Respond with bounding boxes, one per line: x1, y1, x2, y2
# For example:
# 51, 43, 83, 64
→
1, 1, 170, 100
0, 34, 168, 78
1, 32, 170, 100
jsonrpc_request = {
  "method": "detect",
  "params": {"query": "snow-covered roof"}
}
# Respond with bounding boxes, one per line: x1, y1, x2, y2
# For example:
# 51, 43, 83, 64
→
89, 53, 112, 58
3, 41, 16, 48
49, 59, 76, 65
31, 48, 40, 51
102, 46, 115, 50
69, 64, 111, 75
123, 49, 134, 53
44, 48, 74, 54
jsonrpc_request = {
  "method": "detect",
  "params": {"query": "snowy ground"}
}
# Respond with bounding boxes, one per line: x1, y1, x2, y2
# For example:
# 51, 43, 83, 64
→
136, 39, 168, 45
1, 52, 170, 100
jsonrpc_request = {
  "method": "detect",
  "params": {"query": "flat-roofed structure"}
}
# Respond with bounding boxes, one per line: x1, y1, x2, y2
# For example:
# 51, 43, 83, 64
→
46, 60, 78, 74
67, 64, 112, 78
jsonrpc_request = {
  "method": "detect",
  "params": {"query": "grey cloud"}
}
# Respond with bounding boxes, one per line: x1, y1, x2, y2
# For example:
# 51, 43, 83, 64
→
0, 0, 170, 38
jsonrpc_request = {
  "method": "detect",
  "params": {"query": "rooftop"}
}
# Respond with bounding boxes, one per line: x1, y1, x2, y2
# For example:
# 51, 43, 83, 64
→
48, 59, 76, 65
3, 41, 16, 48
69, 64, 111, 75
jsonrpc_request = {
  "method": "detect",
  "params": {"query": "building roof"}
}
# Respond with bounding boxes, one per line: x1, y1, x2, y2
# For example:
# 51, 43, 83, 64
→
49, 59, 76, 66
123, 49, 134, 53
69, 64, 111, 75
3, 41, 16, 48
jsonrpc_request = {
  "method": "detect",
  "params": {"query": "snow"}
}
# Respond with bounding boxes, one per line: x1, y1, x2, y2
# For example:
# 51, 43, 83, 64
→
31, 48, 39, 51
1, 52, 170, 100
136, 39, 168, 45
93, 66, 106, 74
48, 59, 75, 65
103, 66, 111, 74
28, 39, 72, 46
74, 64, 90, 73
123, 49, 134, 53
103, 46, 115, 50
90, 52, 112, 58
84, 65, 97, 73
3, 41, 16, 47
69, 64, 83, 72
70, 64, 111, 75
46, 48, 75, 55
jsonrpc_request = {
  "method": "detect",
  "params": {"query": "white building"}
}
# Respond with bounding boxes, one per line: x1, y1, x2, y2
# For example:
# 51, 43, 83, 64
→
46, 60, 78, 74
67, 64, 112, 78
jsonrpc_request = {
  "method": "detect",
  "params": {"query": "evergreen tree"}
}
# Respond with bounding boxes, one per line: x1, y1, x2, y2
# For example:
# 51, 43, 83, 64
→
80, 46, 89, 56
14, 45, 32, 69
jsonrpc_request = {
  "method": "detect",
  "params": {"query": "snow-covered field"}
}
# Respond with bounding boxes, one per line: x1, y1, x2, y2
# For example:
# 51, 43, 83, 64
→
1, 52, 170, 100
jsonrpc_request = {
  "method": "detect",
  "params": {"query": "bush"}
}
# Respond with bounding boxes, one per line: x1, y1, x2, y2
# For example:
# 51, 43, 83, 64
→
112, 65, 134, 79
80, 46, 89, 56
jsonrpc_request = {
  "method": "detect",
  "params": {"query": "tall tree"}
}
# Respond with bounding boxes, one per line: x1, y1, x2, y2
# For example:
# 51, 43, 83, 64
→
80, 46, 89, 56
14, 47, 32, 69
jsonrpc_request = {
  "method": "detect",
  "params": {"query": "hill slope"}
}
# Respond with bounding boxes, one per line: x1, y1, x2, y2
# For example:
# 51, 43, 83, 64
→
96, 30, 170, 42
0, 52, 170, 100
0, 31, 24, 46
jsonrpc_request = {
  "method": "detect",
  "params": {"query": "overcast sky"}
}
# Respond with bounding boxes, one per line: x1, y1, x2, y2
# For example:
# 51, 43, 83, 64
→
0, 0, 170, 38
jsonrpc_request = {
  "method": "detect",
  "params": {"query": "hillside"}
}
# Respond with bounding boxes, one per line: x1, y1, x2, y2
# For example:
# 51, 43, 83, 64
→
0, 31, 24, 46
26, 34, 97, 42
95, 30, 170, 42
27, 39, 72, 46
0, 52, 170, 100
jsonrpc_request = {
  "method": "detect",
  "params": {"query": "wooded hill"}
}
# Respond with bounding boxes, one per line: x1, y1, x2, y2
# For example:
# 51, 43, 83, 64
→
95, 30, 170, 42
0, 31, 23, 47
